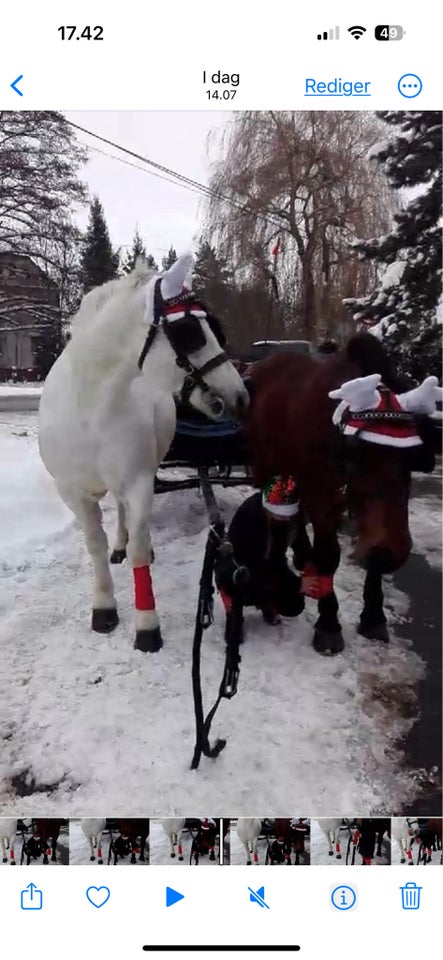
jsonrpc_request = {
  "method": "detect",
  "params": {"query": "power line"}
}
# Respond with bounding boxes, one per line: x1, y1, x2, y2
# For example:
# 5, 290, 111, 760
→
65, 118, 286, 234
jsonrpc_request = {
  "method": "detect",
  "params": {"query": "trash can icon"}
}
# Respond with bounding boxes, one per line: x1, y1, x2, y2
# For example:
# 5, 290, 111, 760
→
400, 882, 422, 910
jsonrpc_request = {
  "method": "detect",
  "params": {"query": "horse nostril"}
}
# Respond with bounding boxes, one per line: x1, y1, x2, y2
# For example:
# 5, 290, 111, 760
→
208, 395, 225, 417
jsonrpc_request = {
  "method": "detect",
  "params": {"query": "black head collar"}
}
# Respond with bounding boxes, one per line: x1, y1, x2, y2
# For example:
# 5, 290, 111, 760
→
138, 278, 228, 408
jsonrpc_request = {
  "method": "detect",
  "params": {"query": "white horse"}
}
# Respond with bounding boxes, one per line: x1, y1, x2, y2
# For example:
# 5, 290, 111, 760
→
80, 818, 107, 864
236, 818, 262, 865
1, 819, 17, 865
391, 818, 417, 865
316, 818, 344, 859
39, 254, 248, 653
161, 818, 186, 860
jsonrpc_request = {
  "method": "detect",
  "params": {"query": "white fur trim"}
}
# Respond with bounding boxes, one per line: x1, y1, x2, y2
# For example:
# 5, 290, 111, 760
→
262, 495, 299, 516
343, 424, 422, 447
329, 374, 382, 412
160, 253, 193, 300
164, 308, 207, 323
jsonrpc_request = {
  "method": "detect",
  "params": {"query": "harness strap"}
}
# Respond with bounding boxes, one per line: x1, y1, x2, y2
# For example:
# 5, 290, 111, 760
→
190, 471, 242, 771
176, 349, 228, 404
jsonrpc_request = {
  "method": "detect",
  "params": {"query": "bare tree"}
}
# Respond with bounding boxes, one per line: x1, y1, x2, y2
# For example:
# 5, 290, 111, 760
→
206, 111, 394, 343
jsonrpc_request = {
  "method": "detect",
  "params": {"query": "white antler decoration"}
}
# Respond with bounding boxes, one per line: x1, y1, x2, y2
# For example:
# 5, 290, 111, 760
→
396, 376, 443, 416
329, 374, 382, 412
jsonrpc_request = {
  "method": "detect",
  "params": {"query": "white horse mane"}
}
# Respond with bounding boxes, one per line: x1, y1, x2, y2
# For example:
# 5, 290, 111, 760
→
71, 258, 157, 335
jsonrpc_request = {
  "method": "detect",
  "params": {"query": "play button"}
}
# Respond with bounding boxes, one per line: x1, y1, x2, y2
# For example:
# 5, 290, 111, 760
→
166, 886, 185, 907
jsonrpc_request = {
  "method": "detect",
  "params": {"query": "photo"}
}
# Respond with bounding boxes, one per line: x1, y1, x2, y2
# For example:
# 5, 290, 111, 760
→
310, 818, 391, 865
391, 817, 442, 866
149, 819, 220, 865
0, 818, 69, 865
0, 109, 441, 817
230, 818, 310, 865
69, 819, 149, 865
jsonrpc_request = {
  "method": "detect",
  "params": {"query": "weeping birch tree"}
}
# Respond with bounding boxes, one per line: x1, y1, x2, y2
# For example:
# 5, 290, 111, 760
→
206, 111, 394, 344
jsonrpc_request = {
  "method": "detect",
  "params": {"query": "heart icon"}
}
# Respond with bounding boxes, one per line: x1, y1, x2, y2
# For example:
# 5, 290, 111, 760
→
86, 886, 111, 908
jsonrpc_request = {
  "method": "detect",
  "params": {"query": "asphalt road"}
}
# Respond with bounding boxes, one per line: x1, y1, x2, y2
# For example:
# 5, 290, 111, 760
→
394, 472, 442, 816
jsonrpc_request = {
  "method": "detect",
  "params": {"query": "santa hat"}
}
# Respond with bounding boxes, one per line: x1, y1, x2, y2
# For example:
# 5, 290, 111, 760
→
262, 476, 299, 517
329, 374, 442, 448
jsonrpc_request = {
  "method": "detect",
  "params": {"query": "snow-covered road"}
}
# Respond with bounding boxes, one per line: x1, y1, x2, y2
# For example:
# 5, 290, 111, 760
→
0, 413, 440, 815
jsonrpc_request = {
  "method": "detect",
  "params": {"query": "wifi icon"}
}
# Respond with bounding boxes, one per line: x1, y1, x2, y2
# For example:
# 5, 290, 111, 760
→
348, 25, 367, 39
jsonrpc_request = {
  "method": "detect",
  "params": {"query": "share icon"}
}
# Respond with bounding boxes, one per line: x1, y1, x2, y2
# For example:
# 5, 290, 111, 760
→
248, 886, 270, 909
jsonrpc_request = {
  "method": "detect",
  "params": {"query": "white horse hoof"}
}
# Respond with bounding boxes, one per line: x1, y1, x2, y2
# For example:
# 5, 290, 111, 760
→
110, 548, 127, 564
92, 608, 119, 633
134, 627, 163, 653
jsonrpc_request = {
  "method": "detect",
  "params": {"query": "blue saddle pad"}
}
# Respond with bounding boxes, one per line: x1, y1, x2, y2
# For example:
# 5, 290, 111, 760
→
175, 418, 241, 439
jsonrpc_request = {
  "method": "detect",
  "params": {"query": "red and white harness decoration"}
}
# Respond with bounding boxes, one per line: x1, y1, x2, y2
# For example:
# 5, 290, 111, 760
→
329, 373, 442, 448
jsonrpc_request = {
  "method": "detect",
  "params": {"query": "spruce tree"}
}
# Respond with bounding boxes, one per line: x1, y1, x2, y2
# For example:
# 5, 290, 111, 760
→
121, 226, 147, 273
193, 240, 232, 317
161, 246, 178, 271
346, 111, 442, 381
80, 196, 120, 293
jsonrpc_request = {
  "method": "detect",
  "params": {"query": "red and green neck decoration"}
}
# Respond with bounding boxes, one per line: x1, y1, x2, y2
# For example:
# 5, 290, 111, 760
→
262, 475, 299, 517
329, 374, 442, 447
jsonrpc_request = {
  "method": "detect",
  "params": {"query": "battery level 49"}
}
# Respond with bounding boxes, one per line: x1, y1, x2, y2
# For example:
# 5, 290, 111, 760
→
375, 25, 405, 40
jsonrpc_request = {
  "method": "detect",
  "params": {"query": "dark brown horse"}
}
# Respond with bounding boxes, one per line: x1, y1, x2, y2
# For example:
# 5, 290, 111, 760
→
248, 333, 440, 654
272, 818, 309, 865
32, 819, 62, 864
116, 819, 149, 864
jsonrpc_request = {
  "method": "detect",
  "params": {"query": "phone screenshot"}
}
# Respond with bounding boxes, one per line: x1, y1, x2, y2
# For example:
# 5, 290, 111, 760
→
0, 1, 441, 957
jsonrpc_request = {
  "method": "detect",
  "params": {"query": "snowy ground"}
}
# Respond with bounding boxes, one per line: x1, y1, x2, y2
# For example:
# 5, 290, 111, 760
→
69, 819, 148, 865
149, 820, 220, 865
0, 822, 69, 865
0, 412, 441, 815
310, 819, 390, 865
229, 820, 310, 866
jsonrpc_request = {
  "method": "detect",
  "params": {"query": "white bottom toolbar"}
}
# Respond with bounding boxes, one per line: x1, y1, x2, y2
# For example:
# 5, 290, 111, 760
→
1, 866, 440, 959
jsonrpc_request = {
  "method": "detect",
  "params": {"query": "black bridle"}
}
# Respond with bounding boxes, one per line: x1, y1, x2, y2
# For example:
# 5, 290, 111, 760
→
138, 279, 229, 408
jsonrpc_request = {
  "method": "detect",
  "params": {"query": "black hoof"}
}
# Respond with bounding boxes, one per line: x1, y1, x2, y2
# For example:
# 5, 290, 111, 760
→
178, 855, 183, 861
336, 854, 342, 860
262, 607, 282, 626
358, 619, 390, 642
90, 855, 95, 861
134, 627, 163, 652
328, 851, 333, 857
92, 607, 119, 633
170, 852, 175, 858
110, 548, 126, 564
313, 627, 344, 655
2, 858, 6, 863
98, 859, 103, 865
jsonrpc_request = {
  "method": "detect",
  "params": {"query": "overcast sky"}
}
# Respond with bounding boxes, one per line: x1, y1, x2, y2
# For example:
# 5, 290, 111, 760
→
65, 111, 231, 264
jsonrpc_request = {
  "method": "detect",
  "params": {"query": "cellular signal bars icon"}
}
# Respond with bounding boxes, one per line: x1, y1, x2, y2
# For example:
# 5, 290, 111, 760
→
317, 26, 340, 40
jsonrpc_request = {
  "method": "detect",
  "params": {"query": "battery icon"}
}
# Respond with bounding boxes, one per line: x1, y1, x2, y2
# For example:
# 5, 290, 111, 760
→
375, 25, 405, 40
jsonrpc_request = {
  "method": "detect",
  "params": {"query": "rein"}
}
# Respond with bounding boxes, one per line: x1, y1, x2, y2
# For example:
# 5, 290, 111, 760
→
138, 279, 228, 406
190, 469, 242, 771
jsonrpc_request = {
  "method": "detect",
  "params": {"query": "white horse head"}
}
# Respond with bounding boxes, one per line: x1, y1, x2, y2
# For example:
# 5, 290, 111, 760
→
137, 253, 249, 421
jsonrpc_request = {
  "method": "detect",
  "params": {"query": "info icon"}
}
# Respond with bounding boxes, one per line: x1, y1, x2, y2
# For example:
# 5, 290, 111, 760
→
330, 885, 357, 911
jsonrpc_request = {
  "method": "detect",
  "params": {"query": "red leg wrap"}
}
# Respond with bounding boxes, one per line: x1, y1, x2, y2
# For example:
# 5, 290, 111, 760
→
97, 847, 102, 859
133, 566, 155, 611
335, 842, 340, 852
302, 564, 334, 600
219, 588, 233, 613
253, 851, 258, 863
